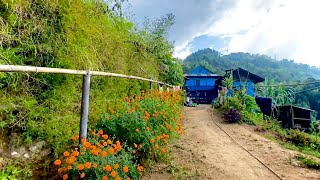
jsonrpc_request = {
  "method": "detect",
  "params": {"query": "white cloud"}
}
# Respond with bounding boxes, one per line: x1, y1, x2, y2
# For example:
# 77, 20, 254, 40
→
128, 0, 320, 67
127, 0, 236, 59
207, 0, 320, 66
173, 43, 192, 60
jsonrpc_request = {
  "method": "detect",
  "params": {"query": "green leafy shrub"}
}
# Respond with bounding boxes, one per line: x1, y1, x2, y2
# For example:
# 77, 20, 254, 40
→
287, 130, 311, 146
240, 111, 257, 125
242, 95, 259, 113
53, 130, 140, 180
310, 119, 319, 134
96, 90, 183, 161
228, 96, 243, 111
53, 90, 183, 179
295, 154, 320, 169
212, 98, 221, 108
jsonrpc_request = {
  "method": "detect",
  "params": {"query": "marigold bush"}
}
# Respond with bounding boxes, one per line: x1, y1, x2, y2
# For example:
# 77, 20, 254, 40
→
53, 130, 140, 180
97, 90, 183, 161
53, 90, 183, 179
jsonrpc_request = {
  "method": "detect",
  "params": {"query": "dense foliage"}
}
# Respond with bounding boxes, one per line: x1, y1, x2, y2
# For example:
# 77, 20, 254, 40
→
53, 90, 183, 179
216, 86, 320, 162
0, 0, 183, 178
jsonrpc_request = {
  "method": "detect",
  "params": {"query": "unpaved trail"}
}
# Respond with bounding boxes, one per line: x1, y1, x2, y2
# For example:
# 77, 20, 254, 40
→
144, 105, 320, 180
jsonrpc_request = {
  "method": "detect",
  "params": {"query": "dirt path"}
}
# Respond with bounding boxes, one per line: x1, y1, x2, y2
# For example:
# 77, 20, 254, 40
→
143, 105, 320, 180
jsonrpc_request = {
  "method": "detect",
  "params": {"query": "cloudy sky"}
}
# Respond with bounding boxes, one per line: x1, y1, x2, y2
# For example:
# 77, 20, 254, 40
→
126, 0, 320, 67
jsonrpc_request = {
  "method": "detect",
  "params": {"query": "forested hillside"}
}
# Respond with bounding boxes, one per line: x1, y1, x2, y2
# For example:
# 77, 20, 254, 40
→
183, 48, 320, 82
183, 48, 320, 119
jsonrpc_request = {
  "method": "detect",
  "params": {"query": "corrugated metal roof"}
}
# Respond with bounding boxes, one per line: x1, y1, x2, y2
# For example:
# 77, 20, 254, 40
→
185, 73, 222, 77
185, 66, 222, 77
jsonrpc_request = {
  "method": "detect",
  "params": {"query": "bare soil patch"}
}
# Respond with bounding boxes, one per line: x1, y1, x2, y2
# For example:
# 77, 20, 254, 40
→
143, 105, 320, 180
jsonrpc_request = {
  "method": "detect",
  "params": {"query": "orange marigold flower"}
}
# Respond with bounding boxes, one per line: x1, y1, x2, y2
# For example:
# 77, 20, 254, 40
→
137, 165, 144, 172
101, 151, 107, 157
84, 141, 91, 148
150, 138, 155, 143
105, 165, 112, 172
81, 138, 86, 143
161, 148, 166, 154
102, 134, 108, 140
63, 151, 70, 157
114, 164, 119, 169
54, 159, 61, 166
78, 164, 84, 171
135, 128, 139, 133
155, 145, 159, 149
80, 172, 85, 178
89, 145, 96, 150
85, 162, 92, 169
125, 177, 131, 180
63, 174, 68, 180
91, 149, 99, 156
115, 177, 121, 180
115, 144, 122, 151
67, 165, 72, 170
110, 171, 117, 177
93, 163, 98, 169
123, 166, 129, 173
146, 127, 150, 131
72, 151, 79, 157
157, 136, 161, 140
98, 130, 104, 135
108, 147, 114, 154
66, 157, 75, 165
102, 176, 108, 180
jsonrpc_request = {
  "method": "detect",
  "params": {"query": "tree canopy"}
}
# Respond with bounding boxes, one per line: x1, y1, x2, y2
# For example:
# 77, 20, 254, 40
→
183, 48, 320, 82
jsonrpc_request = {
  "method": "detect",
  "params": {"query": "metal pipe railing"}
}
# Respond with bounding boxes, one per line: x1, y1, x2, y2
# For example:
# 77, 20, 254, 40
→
0, 65, 171, 86
0, 65, 173, 141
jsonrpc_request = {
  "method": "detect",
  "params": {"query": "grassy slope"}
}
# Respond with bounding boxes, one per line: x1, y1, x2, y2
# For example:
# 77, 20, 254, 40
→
0, 0, 163, 157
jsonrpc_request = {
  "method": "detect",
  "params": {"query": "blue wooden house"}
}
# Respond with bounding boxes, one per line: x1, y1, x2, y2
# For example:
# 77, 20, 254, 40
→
184, 66, 222, 103
225, 68, 264, 96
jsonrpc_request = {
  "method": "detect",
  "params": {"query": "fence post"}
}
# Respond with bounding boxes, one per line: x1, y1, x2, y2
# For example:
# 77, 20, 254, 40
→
79, 70, 91, 143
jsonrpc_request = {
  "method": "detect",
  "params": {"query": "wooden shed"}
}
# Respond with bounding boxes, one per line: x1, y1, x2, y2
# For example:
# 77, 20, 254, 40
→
277, 105, 313, 130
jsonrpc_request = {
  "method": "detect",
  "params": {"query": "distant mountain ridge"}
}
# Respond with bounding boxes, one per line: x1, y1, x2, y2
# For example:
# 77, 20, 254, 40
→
182, 48, 320, 82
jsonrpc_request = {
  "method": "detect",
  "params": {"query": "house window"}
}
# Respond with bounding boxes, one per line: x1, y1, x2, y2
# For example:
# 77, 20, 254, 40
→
196, 79, 200, 86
